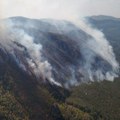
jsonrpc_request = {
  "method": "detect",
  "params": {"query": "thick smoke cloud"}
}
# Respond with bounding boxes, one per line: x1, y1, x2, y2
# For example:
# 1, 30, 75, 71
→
76, 19, 119, 81
0, 20, 61, 86
0, 17, 119, 87
49, 19, 119, 87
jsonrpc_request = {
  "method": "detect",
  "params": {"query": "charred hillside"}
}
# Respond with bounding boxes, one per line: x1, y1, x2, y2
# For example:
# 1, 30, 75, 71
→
0, 17, 119, 87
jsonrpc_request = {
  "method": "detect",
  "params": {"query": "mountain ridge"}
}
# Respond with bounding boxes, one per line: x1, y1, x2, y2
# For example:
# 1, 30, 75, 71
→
0, 15, 120, 120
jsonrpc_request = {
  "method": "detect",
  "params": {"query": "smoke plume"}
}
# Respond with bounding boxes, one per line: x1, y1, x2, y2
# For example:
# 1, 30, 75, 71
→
46, 18, 119, 83
0, 20, 61, 86
0, 16, 119, 87
76, 19, 119, 81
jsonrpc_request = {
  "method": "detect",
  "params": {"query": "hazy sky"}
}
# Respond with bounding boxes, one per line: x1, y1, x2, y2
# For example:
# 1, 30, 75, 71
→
1, 0, 120, 20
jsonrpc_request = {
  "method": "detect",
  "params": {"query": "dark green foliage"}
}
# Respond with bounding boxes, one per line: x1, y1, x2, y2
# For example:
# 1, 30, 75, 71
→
0, 54, 91, 120
67, 79, 120, 120
0, 85, 29, 120
87, 15, 120, 63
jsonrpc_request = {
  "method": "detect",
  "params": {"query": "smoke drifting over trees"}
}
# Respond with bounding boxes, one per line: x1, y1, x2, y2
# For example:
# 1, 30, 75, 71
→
0, 17, 119, 87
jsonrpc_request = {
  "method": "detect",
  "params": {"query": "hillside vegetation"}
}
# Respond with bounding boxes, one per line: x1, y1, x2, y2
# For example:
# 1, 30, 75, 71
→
0, 65, 120, 120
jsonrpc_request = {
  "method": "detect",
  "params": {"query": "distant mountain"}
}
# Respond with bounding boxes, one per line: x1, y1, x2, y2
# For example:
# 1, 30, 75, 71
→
88, 15, 120, 21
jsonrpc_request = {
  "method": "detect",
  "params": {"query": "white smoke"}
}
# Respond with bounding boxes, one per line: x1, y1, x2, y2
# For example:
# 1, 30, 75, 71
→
73, 19, 119, 81
0, 20, 61, 86
0, 17, 119, 87
48, 18, 119, 82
